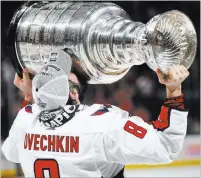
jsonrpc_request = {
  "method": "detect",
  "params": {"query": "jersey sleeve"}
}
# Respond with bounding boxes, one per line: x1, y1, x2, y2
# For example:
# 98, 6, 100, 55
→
103, 105, 188, 165
1, 108, 26, 163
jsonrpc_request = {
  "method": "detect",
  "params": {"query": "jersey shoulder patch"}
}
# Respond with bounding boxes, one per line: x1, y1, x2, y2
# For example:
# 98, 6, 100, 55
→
25, 105, 33, 113
91, 104, 112, 116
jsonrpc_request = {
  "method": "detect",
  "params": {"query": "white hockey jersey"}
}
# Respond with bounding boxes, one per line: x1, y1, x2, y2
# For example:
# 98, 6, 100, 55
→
2, 103, 188, 178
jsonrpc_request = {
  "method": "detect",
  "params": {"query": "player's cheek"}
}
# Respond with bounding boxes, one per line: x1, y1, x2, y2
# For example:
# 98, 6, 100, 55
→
69, 92, 75, 99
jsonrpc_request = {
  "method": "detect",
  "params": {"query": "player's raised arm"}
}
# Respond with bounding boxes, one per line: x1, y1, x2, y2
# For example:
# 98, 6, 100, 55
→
1, 107, 29, 163
103, 65, 189, 165
14, 69, 34, 107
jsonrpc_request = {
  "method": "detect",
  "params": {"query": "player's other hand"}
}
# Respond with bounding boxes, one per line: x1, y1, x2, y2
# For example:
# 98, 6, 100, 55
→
13, 69, 33, 102
156, 65, 189, 89
156, 65, 189, 98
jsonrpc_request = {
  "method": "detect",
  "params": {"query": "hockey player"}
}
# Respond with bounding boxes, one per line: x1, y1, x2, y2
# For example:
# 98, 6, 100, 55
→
12, 67, 126, 178
2, 61, 189, 177
13, 68, 126, 178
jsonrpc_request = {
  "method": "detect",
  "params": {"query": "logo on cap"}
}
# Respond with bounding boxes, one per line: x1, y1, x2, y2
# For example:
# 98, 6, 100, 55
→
37, 97, 47, 108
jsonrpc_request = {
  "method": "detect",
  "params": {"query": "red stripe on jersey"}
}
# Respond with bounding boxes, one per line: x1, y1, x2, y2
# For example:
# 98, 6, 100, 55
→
91, 111, 106, 116
150, 106, 170, 131
91, 106, 109, 116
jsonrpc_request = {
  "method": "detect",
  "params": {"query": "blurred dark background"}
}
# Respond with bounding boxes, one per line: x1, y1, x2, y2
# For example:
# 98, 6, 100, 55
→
1, 1, 200, 140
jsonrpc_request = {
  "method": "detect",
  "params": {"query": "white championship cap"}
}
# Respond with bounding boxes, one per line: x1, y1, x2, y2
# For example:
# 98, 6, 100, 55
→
32, 50, 72, 110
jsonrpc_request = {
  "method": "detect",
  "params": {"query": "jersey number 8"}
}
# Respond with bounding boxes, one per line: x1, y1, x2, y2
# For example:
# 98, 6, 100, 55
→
124, 120, 147, 139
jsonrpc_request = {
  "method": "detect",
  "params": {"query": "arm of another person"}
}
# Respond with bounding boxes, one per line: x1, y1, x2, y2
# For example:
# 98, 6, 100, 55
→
103, 65, 189, 165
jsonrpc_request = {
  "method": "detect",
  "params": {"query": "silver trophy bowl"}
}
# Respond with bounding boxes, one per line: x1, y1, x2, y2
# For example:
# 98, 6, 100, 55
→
144, 10, 197, 74
8, 2, 197, 84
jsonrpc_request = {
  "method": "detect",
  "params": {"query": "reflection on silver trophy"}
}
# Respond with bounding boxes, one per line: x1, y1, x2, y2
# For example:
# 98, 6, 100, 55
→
8, 2, 197, 84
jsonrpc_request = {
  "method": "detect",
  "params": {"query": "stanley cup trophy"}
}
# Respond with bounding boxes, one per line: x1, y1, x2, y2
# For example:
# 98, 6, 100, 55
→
8, 1, 197, 84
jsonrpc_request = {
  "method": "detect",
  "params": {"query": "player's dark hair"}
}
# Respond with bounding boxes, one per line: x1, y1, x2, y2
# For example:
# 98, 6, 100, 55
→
63, 50, 90, 103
